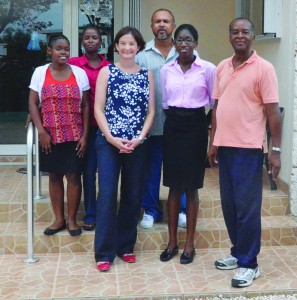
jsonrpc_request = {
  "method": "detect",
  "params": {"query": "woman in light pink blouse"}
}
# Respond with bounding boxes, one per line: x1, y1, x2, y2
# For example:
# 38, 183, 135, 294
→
159, 24, 216, 264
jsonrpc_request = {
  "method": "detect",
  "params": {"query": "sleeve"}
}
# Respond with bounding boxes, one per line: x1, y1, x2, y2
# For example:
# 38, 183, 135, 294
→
212, 63, 222, 100
160, 66, 168, 109
259, 65, 279, 104
206, 64, 216, 108
28, 68, 40, 92
80, 69, 90, 91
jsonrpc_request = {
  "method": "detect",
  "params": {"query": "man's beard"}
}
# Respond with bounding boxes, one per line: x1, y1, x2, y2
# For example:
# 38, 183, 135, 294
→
154, 31, 168, 40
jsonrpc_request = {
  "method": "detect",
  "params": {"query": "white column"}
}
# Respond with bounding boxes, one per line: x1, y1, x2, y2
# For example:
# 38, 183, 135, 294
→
63, 0, 79, 57
290, 0, 297, 216
122, 0, 141, 30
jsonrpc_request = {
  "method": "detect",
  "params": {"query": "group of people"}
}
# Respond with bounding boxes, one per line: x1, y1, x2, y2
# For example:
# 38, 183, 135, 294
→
28, 7, 282, 288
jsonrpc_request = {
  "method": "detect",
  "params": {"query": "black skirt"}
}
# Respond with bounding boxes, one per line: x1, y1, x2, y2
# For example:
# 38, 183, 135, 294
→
163, 107, 208, 190
40, 141, 85, 173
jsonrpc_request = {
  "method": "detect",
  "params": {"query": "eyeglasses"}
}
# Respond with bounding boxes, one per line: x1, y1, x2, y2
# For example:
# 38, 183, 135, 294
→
174, 38, 196, 45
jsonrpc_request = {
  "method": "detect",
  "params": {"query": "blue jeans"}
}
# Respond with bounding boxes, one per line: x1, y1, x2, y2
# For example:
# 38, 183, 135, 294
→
82, 127, 98, 223
141, 136, 186, 220
218, 147, 263, 269
94, 134, 147, 263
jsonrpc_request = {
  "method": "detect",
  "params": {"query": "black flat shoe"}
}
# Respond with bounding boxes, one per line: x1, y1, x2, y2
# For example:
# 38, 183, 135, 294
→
180, 249, 196, 264
44, 222, 66, 235
67, 225, 82, 237
160, 247, 178, 262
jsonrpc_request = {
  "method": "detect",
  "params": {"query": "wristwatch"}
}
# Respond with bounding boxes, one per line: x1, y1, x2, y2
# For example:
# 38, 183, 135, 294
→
272, 147, 281, 153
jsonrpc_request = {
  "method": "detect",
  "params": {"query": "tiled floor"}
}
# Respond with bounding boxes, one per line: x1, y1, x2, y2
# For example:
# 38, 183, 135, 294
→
1, 164, 297, 299
2, 247, 297, 299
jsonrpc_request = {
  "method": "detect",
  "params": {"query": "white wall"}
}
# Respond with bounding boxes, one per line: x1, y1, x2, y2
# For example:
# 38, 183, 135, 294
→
290, 0, 297, 215
253, 0, 296, 186
139, 0, 296, 187
139, 0, 235, 65
115, 0, 296, 189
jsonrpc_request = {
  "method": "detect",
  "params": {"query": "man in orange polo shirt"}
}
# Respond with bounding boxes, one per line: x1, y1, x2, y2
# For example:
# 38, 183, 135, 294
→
208, 18, 282, 288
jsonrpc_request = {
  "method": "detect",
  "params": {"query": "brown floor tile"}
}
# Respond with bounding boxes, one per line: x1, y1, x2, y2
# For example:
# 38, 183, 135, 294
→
0, 164, 296, 299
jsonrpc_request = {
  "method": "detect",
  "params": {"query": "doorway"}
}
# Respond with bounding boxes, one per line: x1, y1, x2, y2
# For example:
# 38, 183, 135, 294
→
0, 0, 63, 155
0, 0, 115, 156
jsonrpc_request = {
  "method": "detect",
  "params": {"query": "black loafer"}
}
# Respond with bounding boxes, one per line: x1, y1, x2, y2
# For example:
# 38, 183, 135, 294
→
180, 249, 196, 264
67, 226, 82, 237
160, 247, 178, 262
44, 222, 66, 235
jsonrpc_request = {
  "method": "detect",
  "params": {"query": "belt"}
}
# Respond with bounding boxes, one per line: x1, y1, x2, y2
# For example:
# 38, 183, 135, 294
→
167, 106, 205, 117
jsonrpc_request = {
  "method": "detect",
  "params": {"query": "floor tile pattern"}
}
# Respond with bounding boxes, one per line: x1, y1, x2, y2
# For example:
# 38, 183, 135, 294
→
1, 247, 297, 299
0, 166, 289, 222
0, 164, 296, 299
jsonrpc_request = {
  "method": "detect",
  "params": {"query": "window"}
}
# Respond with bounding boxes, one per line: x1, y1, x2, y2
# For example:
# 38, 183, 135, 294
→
236, 0, 282, 37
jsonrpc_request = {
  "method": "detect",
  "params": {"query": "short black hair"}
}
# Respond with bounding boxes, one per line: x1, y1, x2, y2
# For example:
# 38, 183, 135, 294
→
114, 26, 145, 53
151, 8, 175, 23
174, 24, 199, 41
81, 24, 101, 39
229, 18, 255, 34
48, 34, 70, 48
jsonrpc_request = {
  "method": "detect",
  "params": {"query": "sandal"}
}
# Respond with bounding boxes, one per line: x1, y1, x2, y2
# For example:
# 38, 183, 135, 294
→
83, 222, 96, 231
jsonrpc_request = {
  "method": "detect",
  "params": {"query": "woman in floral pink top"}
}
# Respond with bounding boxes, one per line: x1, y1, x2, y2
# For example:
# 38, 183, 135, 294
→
29, 34, 90, 237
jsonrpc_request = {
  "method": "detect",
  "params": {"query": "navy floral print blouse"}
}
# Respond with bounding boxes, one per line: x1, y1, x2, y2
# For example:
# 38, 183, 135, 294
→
104, 64, 150, 140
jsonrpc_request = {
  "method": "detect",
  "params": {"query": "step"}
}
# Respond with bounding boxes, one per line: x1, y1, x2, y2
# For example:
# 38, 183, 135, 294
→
1, 215, 297, 255
1, 163, 296, 299
0, 192, 289, 223
3, 245, 297, 299
0, 167, 290, 223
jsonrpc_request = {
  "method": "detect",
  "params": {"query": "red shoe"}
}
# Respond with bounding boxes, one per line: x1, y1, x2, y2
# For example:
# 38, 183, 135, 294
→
120, 253, 136, 263
96, 261, 110, 272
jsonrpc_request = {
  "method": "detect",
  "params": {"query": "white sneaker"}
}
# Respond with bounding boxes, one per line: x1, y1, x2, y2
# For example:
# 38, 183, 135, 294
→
140, 213, 154, 229
178, 212, 187, 228
232, 267, 260, 287
215, 255, 238, 270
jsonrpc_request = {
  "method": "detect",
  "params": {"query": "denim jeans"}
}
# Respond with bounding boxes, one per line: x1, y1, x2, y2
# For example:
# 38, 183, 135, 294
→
141, 136, 186, 220
218, 147, 263, 269
94, 133, 147, 263
82, 127, 98, 223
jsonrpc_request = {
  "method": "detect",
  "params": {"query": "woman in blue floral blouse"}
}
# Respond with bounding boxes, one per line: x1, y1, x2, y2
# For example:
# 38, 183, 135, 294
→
93, 26, 155, 272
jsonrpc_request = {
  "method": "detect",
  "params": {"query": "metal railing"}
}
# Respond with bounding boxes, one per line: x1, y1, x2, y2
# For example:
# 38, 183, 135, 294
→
23, 122, 41, 263
34, 127, 45, 200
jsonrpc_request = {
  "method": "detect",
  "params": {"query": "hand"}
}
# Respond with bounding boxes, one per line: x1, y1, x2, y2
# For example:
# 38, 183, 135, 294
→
76, 136, 88, 157
39, 130, 52, 154
25, 114, 32, 128
268, 151, 281, 180
108, 136, 135, 153
122, 137, 142, 152
207, 145, 218, 168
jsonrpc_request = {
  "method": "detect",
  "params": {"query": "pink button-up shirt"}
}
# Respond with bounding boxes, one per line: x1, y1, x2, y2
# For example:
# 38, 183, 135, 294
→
68, 54, 110, 126
160, 56, 216, 109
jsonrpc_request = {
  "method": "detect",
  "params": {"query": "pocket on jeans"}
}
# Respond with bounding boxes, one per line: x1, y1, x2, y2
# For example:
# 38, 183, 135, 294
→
95, 132, 108, 148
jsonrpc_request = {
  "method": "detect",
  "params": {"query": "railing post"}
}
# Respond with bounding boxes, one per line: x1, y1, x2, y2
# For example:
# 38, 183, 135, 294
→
34, 126, 45, 200
23, 122, 39, 264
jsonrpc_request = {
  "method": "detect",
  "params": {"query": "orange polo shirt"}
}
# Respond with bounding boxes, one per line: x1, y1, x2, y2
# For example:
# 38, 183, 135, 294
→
212, 51, 279, 149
